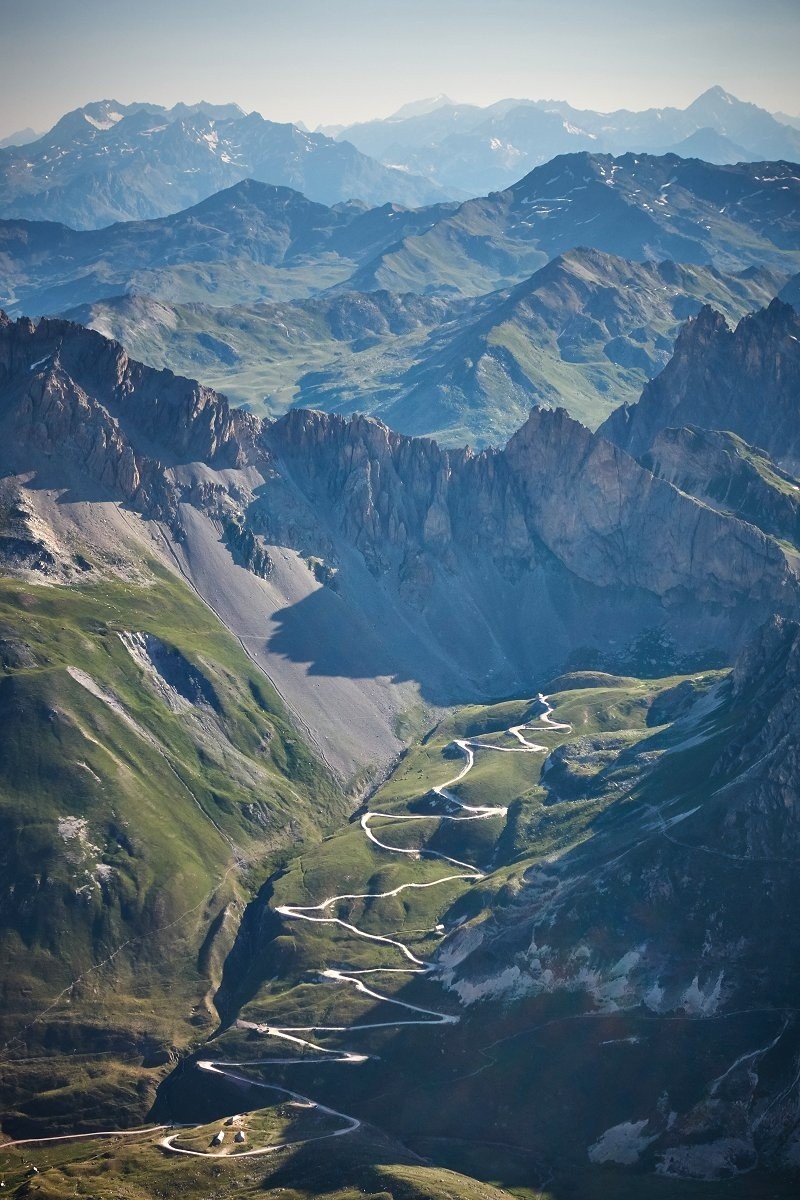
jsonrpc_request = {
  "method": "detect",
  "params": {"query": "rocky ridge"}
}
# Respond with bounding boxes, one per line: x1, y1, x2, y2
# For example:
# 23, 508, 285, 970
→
2, 306, 799, 775
0, 313, 258, 524
267, 402, 793, 609
600, 299, 800, 473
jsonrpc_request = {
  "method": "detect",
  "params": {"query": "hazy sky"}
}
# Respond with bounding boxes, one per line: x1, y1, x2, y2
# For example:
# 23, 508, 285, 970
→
1, 0, 798, 137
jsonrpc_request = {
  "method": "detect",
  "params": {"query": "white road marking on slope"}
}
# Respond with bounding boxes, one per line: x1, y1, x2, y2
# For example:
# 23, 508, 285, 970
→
63, 697, 571, 1160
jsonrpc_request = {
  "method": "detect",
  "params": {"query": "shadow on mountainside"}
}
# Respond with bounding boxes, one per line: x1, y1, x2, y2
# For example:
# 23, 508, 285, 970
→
264, 582, 497, 701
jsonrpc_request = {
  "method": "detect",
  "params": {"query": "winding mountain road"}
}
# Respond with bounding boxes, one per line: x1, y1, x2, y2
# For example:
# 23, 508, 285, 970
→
55, 696, 569, 1160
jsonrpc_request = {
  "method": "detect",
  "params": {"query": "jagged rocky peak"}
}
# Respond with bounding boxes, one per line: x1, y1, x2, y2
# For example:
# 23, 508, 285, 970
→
0, 311, 261, 483
267, 407, 471, 551
599, 299, 800, 471
271, 405, 457, 465
675, 299, 732, 345
505, 403, 594, 473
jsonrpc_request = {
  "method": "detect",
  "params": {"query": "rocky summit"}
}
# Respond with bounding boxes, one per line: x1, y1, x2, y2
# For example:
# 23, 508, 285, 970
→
600, 298, 800, 472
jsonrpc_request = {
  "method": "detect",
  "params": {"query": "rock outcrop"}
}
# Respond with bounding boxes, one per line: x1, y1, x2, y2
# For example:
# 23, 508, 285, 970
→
641, 425, 800, 546
600, 299, 800, 473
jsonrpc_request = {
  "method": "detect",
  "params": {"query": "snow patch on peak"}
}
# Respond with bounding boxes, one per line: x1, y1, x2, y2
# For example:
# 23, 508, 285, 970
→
589, 1119, 658, 1165
84, 110, 124, 131
563, 120, 596, 139
681, 971, 725, 1015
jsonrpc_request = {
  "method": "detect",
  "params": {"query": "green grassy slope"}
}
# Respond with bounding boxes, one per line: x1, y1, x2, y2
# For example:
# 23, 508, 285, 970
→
66, 252, 783, 444
6, 667, 799, 1199
0, 563, 343, 1135
0, 1121, 524, 1200
176, 677, 720, 1176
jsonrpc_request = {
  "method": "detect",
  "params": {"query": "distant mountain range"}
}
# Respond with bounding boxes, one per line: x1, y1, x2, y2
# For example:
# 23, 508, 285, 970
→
329, 86, 800, 194
2, 89, 798, 232
3, 153, 798, 312
0, 126, 40, 149
0, 98, 446, 228
1, 149, 798, 443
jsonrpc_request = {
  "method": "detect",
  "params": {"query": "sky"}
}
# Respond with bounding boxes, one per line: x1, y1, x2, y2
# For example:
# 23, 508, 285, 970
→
1, 0, 799, 138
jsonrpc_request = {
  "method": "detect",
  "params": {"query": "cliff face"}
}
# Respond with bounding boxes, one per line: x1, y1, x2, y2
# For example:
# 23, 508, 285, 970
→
503, 406, 791, 603
2, 308, 800, 774
600, 299, 800, 473
718, 615, 800, 856
642, 425, 800, 546
0, 314, 258, 478
267, 402, 795, 611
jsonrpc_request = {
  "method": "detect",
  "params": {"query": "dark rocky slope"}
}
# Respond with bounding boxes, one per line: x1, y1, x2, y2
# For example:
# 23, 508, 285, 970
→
641, 425, 800, 546
428, 616, 800, 1181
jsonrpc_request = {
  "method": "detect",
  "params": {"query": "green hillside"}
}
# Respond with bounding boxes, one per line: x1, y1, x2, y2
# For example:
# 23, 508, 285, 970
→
5, 661, 800, 1198
67, 250, 783, 445
0, 562, 343, 1135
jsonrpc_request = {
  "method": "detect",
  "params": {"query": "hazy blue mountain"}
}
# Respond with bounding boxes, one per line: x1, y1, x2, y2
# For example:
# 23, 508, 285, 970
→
0, 126, 40, 149
678, 86, 800, 158
384, 94, 456, 120
0, 99, 446, 228
663, 126, 752, 163
336, 86, 800, 193
324, 97, 528, 159
3, 153, 798, 322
